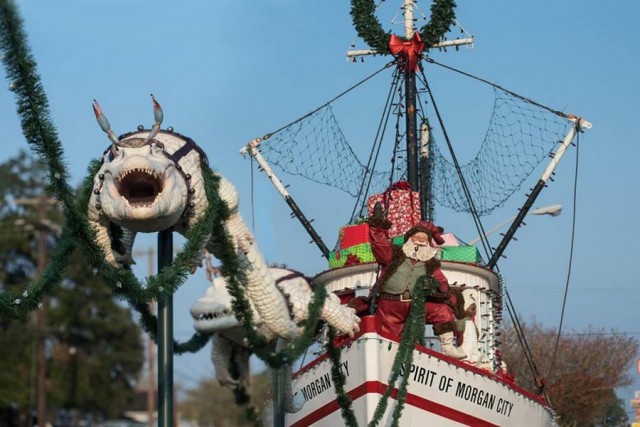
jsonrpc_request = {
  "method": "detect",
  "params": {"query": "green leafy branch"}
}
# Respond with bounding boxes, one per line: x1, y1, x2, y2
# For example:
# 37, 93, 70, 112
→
350, 0, 456, 54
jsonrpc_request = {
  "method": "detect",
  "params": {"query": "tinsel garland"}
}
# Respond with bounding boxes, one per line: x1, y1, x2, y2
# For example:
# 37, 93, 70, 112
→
73, 126, 329, 365
350, 0, 456, 54
226, 262, 328, 368
230, 349, 263, 427
327, 327, 359, 427
329, 277, 434, 427
74, 160, 229, 355
0, 0, 226, 355
0, 229, 74, 317
1, 0, 335, 369
0, 0, 94, 317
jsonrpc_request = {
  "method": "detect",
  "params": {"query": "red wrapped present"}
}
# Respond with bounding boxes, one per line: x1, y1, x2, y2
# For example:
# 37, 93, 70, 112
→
339, 223, 370, 249
367, 181, 421, 238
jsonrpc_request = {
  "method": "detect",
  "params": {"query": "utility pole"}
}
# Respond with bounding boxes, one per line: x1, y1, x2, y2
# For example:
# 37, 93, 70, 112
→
14, 196, 57, 427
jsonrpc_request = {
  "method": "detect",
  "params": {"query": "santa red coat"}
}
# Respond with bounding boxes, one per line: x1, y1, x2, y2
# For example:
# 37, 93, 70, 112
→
369, 219, 457, 337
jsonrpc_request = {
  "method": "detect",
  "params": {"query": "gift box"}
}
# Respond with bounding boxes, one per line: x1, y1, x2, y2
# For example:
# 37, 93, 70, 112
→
440, 246, 481, 264
367, 181, 421, 238
439, 232, 460, 247
328, 243, 376, 269
338, 223, 370, 250
392, 235, 404, 246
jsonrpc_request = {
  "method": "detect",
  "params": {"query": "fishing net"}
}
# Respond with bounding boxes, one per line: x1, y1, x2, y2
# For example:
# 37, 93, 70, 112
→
428, 86, 571, 215
254, 71, 573, 217
256, 104, 392, 198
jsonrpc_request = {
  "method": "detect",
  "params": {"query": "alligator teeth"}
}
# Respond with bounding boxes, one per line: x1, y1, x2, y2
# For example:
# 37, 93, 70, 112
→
195, 311, 231, 321
114, 167, 163, 204
116, 167, 160, 183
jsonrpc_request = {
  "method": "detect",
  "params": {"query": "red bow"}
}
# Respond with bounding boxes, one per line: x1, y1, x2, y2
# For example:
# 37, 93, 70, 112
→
345, 254, 361, 266
389, 180, 410, 191
388, 31, 425, 72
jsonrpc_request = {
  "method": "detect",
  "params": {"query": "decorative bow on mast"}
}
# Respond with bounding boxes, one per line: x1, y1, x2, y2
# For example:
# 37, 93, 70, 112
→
388, 31, 425, 72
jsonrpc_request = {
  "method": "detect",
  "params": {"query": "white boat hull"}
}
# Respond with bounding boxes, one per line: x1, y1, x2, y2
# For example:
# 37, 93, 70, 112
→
287, 316, 556, 426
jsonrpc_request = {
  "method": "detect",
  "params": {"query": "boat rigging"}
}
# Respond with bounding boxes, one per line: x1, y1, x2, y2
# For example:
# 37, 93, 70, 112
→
239, 1, 590, 425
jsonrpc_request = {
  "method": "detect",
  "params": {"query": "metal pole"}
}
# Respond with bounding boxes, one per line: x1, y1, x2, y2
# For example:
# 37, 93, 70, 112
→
406, 70, 420, 193
273, 368, 285, 427
144, 248, 157, 427
403, 0, 420, 194
157, 230, 173, 427
404, 0, 414, 39
419, 122, 433, 221
241, 140, 330, 257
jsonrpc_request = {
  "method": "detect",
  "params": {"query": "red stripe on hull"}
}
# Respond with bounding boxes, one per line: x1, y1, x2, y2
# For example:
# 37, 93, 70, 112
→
289, 380, 499, 427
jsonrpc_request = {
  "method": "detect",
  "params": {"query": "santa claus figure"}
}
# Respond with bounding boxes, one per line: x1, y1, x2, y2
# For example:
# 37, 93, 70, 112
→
366, 206, 467, 360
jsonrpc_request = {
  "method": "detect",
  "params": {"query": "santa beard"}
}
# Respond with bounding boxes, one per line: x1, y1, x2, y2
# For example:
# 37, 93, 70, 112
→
402, 240, 440, 262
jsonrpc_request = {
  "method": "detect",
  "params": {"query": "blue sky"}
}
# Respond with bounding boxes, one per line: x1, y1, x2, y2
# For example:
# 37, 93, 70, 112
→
2, 0, 639, 415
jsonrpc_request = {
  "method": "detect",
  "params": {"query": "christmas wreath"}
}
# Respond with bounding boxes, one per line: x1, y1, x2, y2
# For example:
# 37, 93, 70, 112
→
350, 0, 456, 54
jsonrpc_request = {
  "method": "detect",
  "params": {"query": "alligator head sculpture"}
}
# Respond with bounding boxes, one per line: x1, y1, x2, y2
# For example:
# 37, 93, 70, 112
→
89, 96, 358, 362
190, 266, 361, 413
190, 274, 258, 392
89, 96, 212, 267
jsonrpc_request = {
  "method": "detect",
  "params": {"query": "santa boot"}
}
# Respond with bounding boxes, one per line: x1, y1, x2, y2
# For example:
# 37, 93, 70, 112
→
438, 331, 467, 360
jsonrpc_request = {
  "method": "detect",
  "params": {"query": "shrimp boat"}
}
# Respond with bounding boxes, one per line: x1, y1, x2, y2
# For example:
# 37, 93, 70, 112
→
240, 2, 590, 426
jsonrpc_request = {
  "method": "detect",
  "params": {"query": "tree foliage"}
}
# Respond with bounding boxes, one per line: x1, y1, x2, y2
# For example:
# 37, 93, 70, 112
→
180, 369, 273, 427
501, 321, 637, 427
46, 255, 145, 418
0, 150, 48, 290
0, 151, 144, 422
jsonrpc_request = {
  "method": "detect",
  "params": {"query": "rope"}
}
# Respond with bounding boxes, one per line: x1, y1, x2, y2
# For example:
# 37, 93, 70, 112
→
547, 125, 581, 379
349, 66, 402, 221
503, 285, 550, 402
417, 68, 492, 260
424, 57, 570, 120
261, 62, 395, 141
415, 61, 566, 399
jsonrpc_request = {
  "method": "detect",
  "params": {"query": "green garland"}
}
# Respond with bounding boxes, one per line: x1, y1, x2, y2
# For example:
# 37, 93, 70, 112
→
329, 277, 432, 427
327, 327, 359, 427
0, 0, 89, 317
350, 0, 456, 54
1, 0, 338, 371
0, 0, 226, 355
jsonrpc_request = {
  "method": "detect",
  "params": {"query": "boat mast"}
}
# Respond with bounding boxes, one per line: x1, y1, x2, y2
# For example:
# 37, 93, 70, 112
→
403, 0, 423, 217
401, 0, 435, 222
420, 122, 434, 221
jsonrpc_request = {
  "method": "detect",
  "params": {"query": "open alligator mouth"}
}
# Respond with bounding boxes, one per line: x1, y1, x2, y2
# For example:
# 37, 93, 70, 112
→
193, 308, 234, 322
116, 168, 162, 207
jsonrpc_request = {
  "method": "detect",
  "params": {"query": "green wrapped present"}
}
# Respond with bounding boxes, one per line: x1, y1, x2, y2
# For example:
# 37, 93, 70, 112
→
392, 235, 404, 246
328, 243, 377, 269
440, 246, 481, 264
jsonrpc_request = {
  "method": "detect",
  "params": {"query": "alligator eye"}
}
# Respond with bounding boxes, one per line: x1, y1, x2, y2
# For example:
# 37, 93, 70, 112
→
108, 146, 118, 161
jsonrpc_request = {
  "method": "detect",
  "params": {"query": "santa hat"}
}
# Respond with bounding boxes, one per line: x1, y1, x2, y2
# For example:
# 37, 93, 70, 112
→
403, 221, 446, 245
